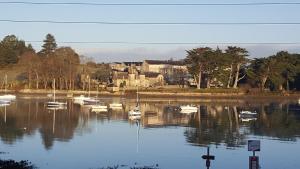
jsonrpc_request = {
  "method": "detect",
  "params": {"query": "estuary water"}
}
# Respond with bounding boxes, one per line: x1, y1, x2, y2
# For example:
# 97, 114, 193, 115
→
0, 96, 299, 169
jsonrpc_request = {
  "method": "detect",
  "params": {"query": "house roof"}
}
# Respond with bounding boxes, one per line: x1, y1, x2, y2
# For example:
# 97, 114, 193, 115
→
123, 62, 143, 66
144, 60, 185, 66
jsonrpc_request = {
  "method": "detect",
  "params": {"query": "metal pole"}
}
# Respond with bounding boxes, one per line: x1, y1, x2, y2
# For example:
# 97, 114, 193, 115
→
207, 147, 210, 169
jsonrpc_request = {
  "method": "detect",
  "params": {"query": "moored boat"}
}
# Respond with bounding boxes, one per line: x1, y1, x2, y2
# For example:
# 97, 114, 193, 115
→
179, 105, 198, 113
74, 95, 90, 105
47, 79, 67, 108
239, 111, 257, 121
0, 75, 16, 101
0, 100, 10, 107
129, 87, 141, 117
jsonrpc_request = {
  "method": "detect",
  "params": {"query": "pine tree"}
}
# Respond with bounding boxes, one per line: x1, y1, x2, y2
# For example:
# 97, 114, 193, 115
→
39, 34, 57, 57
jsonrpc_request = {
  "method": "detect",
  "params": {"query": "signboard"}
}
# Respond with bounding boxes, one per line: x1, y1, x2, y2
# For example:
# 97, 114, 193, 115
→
249, 156, 259, 169
248, 140, 260, 151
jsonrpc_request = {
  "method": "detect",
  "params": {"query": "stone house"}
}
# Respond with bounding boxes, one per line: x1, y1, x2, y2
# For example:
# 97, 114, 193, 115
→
112, 66, 164, 88
142, 60, 188, 74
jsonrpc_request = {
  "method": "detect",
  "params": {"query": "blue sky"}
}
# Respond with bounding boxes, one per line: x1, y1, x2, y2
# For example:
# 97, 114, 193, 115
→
1, 0, 300, 62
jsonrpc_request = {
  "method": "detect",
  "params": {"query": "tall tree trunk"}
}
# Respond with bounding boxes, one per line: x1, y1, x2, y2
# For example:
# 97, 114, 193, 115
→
28, 72, 32, 89
44, 80, 47, 89
286, 79, 289, 91
35, 72, 39, 89
233, 63, 241, 89
59, 78, 62, 90
261, 76, 268, 90
197, 64, 202, 89
206, 77, 210, 89
279, 84, 283, 91
65, 79, 68, 90
227, 64, 233, 88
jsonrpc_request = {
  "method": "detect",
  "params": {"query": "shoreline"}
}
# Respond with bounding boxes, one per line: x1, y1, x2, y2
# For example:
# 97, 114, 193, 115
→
1, 89, 300, 99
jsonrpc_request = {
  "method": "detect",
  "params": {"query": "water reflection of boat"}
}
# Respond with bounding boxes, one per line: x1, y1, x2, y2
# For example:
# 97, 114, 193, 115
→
129, 107, 142, 118
239, 111, 257, 122
90, 103, 108, 113
180, 105, 198, 114
109, 103, 123, 110
47, 106, 67, 110
144, 111, 157, 117
0, 100, 10, 107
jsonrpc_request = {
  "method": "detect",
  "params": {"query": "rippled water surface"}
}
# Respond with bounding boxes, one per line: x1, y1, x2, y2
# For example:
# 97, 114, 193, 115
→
0, 96, 300, 169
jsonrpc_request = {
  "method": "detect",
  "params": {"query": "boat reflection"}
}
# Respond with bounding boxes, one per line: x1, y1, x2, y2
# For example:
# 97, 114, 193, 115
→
0, 98, 299, 150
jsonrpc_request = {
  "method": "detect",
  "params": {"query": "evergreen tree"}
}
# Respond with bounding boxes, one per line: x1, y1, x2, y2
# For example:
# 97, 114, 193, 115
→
38, 33, 57, 57
0, 35, 30, 65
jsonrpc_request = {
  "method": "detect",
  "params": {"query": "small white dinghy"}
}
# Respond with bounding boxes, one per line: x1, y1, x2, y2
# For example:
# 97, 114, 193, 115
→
0, 75, 16, 101
239, 111, 257, 122
180, 105, 198, 114
0, 95, 16, 101
0, 100, 10, 107
74, 95, 90, 105
83, 98, 100, 105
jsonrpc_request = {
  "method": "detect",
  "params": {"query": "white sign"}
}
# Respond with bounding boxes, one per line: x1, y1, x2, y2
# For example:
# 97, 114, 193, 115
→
248, 140, 260, 151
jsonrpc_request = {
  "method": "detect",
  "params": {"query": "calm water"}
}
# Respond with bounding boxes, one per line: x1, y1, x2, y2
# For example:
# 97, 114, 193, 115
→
0, 96, 300, 169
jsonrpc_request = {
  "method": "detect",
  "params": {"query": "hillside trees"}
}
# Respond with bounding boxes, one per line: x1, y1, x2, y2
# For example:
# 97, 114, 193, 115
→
0, 35, 33, 66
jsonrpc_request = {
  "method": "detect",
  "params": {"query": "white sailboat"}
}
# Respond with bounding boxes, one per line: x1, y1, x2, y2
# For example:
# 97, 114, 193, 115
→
180, 105, 198, 114
47, 79, 67, 108
74, 95, 90, 105
0, 74, 16, 101
74, 78, 100, 105
239, 110, 257, 122
129, 87, 141, 117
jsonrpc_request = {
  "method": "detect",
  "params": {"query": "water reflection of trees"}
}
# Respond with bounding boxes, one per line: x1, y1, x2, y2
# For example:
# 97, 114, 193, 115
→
185, 105, 247, 148
252, 103, 300, 141
0, 99, 300, 150
184, 103, 300, 148
0, 99, 81, 150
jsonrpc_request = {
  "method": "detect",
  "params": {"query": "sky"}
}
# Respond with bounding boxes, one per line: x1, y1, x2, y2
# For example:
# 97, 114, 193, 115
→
0, 0, 300, 62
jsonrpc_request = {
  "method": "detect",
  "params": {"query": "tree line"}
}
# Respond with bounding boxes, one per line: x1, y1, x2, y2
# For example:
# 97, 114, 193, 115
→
185, 47, 300, 91
0, 34, 110, 90
1, 34, 300, 91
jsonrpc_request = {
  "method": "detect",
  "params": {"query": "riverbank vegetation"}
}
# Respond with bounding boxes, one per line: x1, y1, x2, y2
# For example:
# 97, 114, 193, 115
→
185, 47, 300, 91
0, 34, 300, 93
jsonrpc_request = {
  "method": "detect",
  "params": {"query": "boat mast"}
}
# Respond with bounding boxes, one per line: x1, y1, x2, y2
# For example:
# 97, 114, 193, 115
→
136, 86, 139, 107
53, 79, 56, 102
88, 77, 91, 97
4, 74, 7, 93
